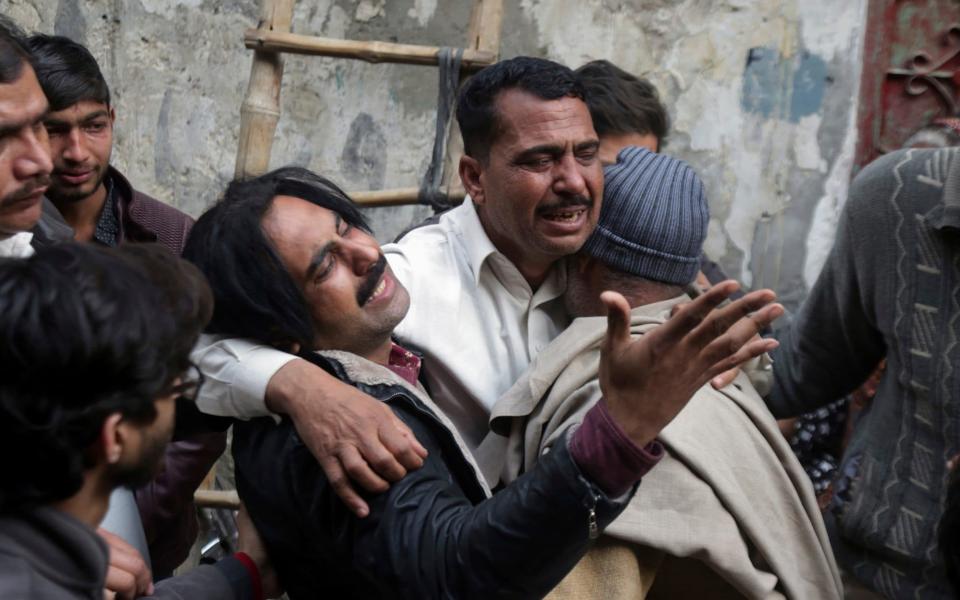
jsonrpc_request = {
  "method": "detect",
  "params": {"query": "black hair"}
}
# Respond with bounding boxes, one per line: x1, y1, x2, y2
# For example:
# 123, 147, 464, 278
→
575, 60, 669, 147
0, 243, 211, 512
25, 34, 111, 111
940, 464, 960, 596
0, 16, 30, 85
183, 166, 370, 351
456, 56, 586, 160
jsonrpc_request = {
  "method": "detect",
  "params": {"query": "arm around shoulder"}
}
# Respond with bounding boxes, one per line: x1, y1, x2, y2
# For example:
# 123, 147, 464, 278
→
191, 334, 297, 420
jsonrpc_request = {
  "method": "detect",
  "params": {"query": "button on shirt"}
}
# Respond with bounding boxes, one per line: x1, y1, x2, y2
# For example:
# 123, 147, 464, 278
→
192, 200, 570, 452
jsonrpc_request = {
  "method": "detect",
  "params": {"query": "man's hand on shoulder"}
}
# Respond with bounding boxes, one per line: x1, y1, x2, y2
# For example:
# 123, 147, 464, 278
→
265, 358, 428, 517
599, 281, 783, 447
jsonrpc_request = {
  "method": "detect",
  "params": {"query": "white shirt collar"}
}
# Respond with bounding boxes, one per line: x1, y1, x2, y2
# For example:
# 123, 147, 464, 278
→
0, 231, 35, 258
450, 198, 500, 287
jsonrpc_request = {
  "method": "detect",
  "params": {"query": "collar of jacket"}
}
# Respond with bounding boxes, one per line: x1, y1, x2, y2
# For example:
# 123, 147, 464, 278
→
297, 347, 492, 498
106, 166, 160, 244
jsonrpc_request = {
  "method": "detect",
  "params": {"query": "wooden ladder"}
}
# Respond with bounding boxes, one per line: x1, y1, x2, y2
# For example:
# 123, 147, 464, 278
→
233, 0, 504, 208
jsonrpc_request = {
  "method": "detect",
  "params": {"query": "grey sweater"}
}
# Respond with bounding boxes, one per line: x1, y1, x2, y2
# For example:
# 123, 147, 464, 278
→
0, 506, 252, 600
769, 146, 960, 599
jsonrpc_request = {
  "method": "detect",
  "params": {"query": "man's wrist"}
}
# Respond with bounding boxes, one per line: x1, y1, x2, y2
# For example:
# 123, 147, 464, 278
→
569, 400, 664, 497
264, 358, 308, 415
233, 552, 264, 600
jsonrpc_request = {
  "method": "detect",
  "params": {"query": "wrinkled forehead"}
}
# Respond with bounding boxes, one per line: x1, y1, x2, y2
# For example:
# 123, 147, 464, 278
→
261, 195, 339, 273
0, 66, 48, 131
489, 89, 596, 153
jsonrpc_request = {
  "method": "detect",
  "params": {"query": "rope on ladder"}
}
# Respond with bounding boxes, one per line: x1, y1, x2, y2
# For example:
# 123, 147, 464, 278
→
418, 47, 464, 212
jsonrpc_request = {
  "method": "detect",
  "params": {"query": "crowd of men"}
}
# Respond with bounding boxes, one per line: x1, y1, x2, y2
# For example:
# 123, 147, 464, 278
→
0, 12, 958, 600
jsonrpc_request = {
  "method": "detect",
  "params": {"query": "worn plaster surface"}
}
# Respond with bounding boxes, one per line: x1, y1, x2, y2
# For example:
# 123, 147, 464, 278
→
2, 0, 867, 312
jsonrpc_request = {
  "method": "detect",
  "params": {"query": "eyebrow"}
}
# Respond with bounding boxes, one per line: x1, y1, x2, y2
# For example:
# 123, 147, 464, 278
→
304, 213, 342, 279
575, 140, 600, 153
514, 144, 565, 162
0, 104, 49, 138
514, 139, 601, 162
44, 109, 111, 128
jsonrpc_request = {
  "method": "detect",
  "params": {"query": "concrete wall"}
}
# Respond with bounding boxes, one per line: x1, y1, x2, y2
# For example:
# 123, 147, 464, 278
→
2, 0, 867, 313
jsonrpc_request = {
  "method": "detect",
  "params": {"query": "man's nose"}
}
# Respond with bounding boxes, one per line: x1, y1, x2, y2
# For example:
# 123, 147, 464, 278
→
552, 152, 588, 197
13, 126, 52, 181
61, 128, 89, 163
343, 237, 382, 275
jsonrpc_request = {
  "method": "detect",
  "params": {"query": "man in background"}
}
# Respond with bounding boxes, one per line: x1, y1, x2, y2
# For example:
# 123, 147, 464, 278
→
26, 33, 224, 577
575, 59, 668, 161
0, 242, 273, 599
26, 34, 192, 251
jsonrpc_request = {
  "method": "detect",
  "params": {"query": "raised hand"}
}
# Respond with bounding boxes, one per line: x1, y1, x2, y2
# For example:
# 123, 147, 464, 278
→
599, 281, 783, 448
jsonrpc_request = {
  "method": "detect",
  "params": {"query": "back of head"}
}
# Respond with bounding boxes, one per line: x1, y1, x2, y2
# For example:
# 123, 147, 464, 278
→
183, 166, 369, 351
456, 56, 585, 160
575, 60, 669, 145
25, 33, 110, 111
903, 118, 960, 149
0, 243, 211, 512
0, 15, 30, 85
581, 146, 708, 286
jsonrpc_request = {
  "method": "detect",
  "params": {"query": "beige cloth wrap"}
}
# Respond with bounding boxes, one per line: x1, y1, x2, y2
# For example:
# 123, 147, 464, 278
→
480, 297, 843, 600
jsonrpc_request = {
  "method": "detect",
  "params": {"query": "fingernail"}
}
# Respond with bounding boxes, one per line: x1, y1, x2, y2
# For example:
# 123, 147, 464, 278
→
356, 506, 369, 518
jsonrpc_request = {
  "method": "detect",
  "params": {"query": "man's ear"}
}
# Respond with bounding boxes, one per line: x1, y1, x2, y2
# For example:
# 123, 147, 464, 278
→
108, 107, 116, 125
99, 412, 125, 465
459, 155, 485, 205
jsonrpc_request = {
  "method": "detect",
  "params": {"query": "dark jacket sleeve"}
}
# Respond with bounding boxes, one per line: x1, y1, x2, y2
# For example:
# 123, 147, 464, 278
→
767, 154, 893, 418
292, 402, 632, 600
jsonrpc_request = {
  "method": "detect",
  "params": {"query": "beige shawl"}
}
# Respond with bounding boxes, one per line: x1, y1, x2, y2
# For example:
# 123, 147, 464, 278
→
481, 297, 842, 599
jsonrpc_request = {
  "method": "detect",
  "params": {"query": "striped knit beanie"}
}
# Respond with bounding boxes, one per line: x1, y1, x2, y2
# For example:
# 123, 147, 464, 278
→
582, 146, 709, 285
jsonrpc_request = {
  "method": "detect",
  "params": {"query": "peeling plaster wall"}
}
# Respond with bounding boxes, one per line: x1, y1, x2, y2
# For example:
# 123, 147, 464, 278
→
2, 0, 867, 312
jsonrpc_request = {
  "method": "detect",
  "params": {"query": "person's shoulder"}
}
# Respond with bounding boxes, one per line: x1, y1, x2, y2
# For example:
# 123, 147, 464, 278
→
385, 206, 469, 288
392, 206, 463, 251
0, 551, 37, 596
111, 168, 194, 225
848, 147, 959, 210
130, 188, 195, 225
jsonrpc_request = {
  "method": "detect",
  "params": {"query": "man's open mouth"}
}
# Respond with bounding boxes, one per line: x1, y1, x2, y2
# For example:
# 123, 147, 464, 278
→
541, 207, 587, 222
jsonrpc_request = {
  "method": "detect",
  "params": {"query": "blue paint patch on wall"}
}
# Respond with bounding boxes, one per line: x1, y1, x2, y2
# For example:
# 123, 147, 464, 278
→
790, 51, 827, 122
741, 47, 781, 119
741, 46, 827, 123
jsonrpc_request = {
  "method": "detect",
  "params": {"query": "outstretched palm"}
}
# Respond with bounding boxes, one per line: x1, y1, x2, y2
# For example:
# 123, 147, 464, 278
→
599, 281, 783, 447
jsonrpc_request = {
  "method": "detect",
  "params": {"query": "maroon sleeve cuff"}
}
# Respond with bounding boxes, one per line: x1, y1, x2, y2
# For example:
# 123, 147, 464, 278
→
568, 399, 664, 497
234, 552, 264, 600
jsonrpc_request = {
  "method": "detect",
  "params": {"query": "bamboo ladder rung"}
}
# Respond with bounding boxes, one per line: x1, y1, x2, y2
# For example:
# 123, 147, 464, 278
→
244, 29, 497, 70
350, 186, 465, 207
195, 489, 242, 510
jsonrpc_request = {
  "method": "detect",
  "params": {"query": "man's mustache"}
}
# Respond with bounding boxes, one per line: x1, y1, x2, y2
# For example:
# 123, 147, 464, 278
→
536, 194, 592, 215
0, 176, 51, 207
356, 255, 388, 306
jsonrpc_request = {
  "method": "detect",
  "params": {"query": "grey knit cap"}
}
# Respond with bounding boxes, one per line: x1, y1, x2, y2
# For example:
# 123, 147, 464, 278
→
582, 146, 709, 285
